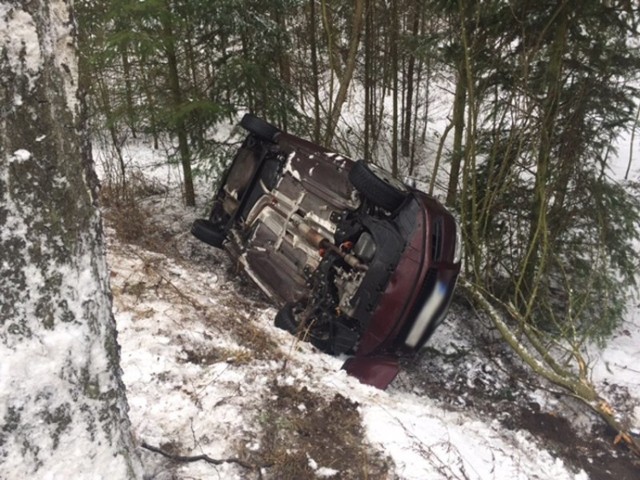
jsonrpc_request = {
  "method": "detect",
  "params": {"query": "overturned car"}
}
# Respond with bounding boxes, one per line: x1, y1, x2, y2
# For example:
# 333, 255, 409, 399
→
192, 114, 461, 388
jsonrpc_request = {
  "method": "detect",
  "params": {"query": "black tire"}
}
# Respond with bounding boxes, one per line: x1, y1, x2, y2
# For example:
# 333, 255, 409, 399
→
274, 303, 298, 333
191, 219, 226, 249
275, 304, 357, 355
240, 114, 280, 142
348, 160, 407, 211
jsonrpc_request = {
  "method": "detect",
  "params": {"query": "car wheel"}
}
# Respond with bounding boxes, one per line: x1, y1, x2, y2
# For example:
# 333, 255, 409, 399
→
275, 303, 358, 355
348, 160, 408, 211
240, 114, 280, 142
274, 303, 298, 333
191, 219, 226, 249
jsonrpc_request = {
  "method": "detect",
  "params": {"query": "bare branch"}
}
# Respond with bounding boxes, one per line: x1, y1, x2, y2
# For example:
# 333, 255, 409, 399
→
141, 442, 269, 471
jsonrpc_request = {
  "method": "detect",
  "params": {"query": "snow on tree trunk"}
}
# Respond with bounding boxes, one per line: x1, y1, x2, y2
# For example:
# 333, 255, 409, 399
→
0, 1, 142, 478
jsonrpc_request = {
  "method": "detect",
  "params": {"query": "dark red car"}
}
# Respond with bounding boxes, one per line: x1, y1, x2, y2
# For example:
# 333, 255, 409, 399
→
192, 114, 461, 388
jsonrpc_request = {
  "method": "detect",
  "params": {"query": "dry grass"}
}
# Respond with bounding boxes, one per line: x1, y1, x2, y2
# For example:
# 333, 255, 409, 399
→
100, 171, 177, 256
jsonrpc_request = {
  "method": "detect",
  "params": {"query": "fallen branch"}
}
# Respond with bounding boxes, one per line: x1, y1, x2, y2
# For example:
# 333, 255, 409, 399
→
141, 441, 268, 471
460, 277, 640, 458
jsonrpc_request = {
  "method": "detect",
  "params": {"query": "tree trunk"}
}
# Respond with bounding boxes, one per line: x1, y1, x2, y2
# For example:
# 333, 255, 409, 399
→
309, 0, 321, 144
363, 0, 373, 159
401, 2, 420, 159
161, 1, 196, 206
390, 0, 399, 176
446, 64, 466, 206
120, 42, 137, 139
0, 1, 142, 477
625, 101, 640, 180
518, 8, 569, 305
324, 0, 365, 146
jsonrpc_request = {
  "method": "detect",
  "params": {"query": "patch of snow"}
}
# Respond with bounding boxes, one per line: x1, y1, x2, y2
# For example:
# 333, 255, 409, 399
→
11, 149, 32, 162
284, 151, 302, 181
108, 235, 587, 479
0, 6, 43, 91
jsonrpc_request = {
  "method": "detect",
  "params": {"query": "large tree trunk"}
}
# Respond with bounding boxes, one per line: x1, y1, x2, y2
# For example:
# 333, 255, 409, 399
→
0, 1, 142, 477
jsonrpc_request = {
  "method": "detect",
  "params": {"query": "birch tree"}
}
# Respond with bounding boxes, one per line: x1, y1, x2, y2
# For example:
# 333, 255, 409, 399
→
0, 1, 142, 477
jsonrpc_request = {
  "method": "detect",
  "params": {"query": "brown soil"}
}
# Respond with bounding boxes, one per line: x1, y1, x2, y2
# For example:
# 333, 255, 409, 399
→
513, 409, 639, 480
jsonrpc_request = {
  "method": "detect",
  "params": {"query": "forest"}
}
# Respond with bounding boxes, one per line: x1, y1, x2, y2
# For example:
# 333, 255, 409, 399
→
75, 0, 640, 455
2, 0, 639, 477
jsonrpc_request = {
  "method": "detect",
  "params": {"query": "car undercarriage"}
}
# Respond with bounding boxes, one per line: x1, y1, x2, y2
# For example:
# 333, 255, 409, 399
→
192, 114, 461, 388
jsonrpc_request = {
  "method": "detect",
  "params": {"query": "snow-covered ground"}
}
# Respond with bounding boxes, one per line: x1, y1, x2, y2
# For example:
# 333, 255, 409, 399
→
99, 136, 639, 479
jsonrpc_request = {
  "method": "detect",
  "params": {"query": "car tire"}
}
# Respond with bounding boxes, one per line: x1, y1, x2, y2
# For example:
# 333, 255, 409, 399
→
191, 219, 226, 249
348, 160, 407, 211
240, 114, 280, 142
274, 303, 299, 333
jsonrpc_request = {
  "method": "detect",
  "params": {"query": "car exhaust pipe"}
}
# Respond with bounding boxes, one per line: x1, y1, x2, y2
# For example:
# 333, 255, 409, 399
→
257, 181, 367, 272
292, 216, 367, 272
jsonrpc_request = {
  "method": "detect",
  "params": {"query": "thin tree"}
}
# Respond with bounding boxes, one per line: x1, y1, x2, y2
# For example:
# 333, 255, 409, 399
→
0, 1, 142, 477
324, 0, 365, 146
454, 0, 640, 456
161, 0, 196, 206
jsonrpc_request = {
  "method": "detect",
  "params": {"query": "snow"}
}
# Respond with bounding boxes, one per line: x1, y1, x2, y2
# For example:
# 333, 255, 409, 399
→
309, 457, 339, 479
10, 148, 32, 162
96, 140, 636, 479
107, 228, 596, 479
0, 6, 43, 93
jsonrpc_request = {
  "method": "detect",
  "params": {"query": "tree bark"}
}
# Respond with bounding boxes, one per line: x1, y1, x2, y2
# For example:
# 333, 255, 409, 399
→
309, 0, 321, 143
518, 7, 569, 306
390, 0, 399, 176
625, 101, 640, 180
401, 2, 420, 159
0, 1, 142, 477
